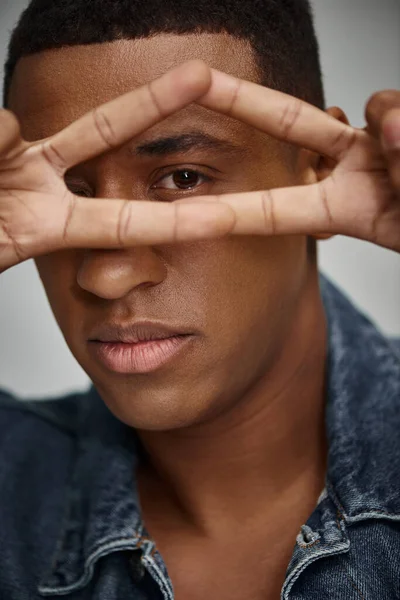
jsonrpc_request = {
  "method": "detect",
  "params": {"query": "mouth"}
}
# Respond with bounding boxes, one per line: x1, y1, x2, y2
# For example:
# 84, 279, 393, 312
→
87, 321, 196, 374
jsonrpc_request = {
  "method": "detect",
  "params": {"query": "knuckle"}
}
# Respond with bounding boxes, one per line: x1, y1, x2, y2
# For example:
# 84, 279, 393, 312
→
41, 141, 68, 175
331, 127, 357, 158
280, 98, 302, 140
62, 193, 77, 245
261, 191, 276, 234
117, 200, 132, 246
318, 181, 334, 227
226, 79, 242, 116
147, 81, 165, 120
93, 107, 117, 149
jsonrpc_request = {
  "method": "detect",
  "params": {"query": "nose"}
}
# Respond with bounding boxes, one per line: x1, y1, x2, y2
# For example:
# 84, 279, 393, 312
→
76, 163, 167, 299
77, 247, 167, 300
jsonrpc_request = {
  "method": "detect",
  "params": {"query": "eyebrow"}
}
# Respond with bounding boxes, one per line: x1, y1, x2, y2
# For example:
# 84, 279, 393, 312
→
133, 132, 246, 157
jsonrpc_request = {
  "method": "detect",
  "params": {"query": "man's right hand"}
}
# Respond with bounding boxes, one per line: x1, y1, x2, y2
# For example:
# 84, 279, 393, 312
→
0, 60, 235, 274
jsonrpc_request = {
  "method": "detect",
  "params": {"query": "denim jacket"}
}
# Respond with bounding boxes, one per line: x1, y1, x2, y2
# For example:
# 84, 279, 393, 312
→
1, 274, 400, 600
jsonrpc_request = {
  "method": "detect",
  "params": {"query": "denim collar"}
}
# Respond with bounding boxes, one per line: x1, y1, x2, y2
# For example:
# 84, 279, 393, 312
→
320, 275, 400, 522
38, 389, 148, 596
38, 274, 400, 595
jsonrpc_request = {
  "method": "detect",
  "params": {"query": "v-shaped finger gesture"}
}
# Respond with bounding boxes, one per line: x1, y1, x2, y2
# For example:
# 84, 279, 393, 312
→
194, 70, 400, 253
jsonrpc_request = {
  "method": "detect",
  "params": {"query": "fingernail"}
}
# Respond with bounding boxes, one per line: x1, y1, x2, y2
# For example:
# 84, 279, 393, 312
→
382, 113, 400, 151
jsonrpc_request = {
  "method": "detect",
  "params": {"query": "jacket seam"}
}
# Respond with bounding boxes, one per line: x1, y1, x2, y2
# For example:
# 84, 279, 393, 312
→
338, 563, 366, 600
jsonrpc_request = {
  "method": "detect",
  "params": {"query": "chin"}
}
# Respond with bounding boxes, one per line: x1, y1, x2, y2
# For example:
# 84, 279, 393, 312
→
97, 382, 214, 432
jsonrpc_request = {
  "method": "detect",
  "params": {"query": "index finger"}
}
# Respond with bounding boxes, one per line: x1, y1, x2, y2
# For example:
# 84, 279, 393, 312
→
198, 69, 357, 160
40, 60, 212, 174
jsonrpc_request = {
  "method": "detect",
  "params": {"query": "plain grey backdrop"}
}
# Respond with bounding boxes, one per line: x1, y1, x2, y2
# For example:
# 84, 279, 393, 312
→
0, 0, 399, 398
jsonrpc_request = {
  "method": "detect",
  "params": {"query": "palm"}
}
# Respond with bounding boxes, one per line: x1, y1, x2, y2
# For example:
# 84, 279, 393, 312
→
323, 129, 398, 248
0, 145, 73, 266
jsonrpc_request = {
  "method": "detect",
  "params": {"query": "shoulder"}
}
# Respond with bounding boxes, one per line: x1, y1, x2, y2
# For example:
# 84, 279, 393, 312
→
0, 388, 93, 597
389, 337, 400, 356
0, 385, 91, 444
0, 386, 93, 496
320, 275, 400, 518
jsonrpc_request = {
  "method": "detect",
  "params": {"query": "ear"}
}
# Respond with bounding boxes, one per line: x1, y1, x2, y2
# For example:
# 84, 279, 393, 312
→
297, 106, 350, 241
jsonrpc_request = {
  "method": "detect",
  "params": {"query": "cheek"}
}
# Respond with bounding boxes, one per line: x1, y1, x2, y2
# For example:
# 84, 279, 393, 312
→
33, 234, 306, 357
173, 234, 307, 333
163, 235, 308, 416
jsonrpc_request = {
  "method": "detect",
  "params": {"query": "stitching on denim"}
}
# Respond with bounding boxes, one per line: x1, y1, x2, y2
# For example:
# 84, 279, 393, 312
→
326, 481, 348, 519
328, 481, 400, 522
38, 538, 145, 596
347, 511, 400, 523
357, 509, 398, 515
335, 511, 365, 600
282, 541, 350, 600
39, 532, 146, 595
339, 564, 366, 600
81, 528, 148, 563
142, 553, 173, 600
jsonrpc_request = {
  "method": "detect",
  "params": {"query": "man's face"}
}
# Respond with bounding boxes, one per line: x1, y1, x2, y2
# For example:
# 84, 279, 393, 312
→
9, 33, 315, 430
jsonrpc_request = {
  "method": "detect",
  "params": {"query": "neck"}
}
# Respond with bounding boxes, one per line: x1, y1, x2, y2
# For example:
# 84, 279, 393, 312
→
136, 271, 328, 538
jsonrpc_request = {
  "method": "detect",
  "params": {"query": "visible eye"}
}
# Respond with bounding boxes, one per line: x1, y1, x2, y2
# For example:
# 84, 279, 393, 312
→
151, 169, 212, 191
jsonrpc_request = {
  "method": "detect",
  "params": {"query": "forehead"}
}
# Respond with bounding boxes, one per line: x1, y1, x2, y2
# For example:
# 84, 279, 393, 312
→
8, 33, 260, 142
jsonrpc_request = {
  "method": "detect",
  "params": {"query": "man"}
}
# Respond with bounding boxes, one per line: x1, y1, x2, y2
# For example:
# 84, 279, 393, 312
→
0, 0, 399, 598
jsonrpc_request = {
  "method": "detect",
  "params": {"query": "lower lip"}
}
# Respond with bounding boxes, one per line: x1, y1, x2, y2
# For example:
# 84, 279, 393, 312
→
88, 335, 193, 374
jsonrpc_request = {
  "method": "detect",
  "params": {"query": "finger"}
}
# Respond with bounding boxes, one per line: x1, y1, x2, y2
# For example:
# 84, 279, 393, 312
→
57, 196, 236, 250
386, 149, 400, 191
183, 182, 341, 238
198, 69, 358, 160
40, 60, 212, 174
380, 108, 400, 191
365, 90, 400, 139
0, 110, 25, 159
381, 107, 400, 151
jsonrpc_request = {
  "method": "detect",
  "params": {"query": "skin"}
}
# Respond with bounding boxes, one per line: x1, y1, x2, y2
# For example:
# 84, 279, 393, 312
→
5, 33, 400, 598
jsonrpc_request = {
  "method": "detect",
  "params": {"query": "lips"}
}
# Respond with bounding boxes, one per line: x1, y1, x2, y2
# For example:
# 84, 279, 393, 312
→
87, 320, 196, 373
88, 320, 194, 344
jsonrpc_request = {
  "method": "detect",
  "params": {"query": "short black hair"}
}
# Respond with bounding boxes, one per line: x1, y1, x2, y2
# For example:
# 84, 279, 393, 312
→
3, 0, 325, 110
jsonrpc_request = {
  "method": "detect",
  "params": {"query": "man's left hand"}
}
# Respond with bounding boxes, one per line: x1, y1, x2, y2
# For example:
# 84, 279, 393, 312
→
191, 72, 400, 253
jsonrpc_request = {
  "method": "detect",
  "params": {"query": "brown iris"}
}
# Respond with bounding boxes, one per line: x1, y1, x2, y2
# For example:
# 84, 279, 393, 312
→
172, 170, 200, 189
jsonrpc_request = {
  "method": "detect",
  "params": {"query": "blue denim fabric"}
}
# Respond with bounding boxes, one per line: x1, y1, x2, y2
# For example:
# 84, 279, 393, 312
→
0, 273, 399, 600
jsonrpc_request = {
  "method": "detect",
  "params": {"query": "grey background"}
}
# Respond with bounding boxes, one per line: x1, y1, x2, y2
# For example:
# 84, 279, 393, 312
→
0, 0, 399, 398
